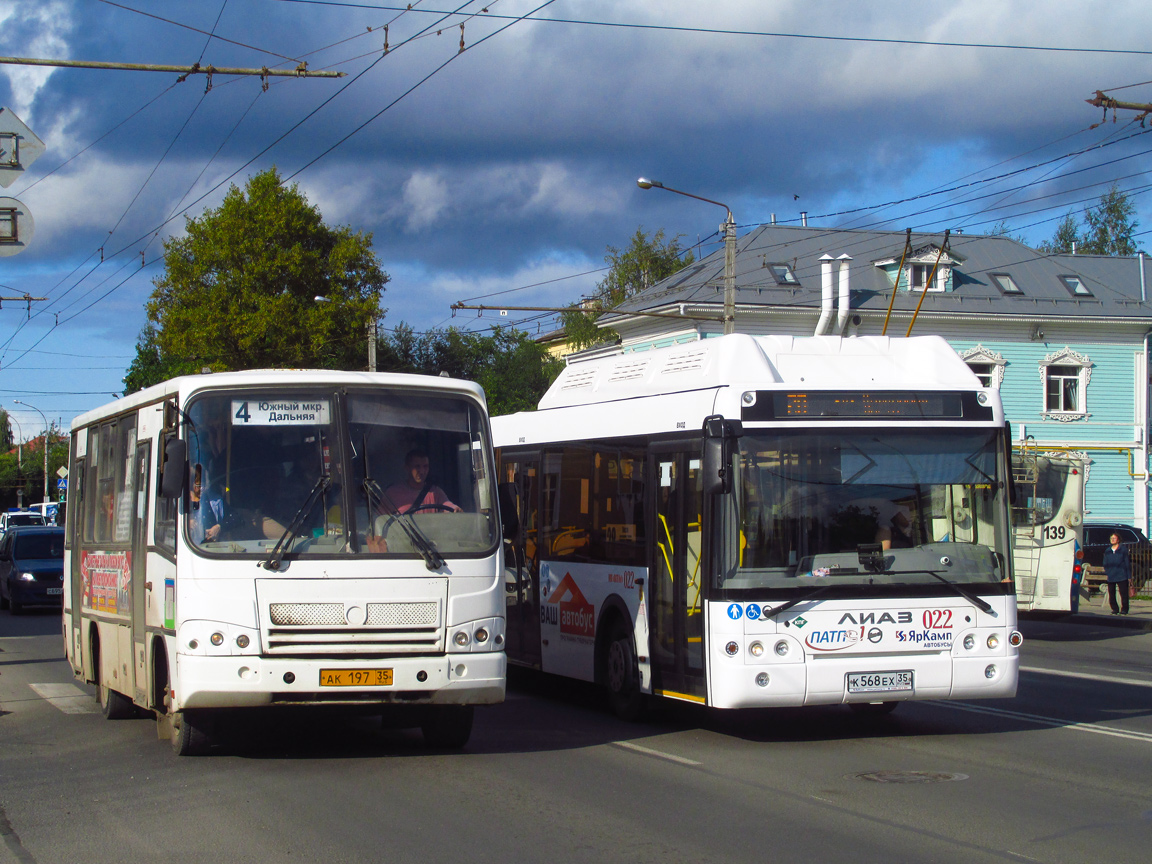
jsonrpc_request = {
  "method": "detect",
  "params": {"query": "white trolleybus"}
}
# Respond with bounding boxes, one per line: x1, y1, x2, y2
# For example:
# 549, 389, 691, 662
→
64, 370, 505, 754
1011, 449, 1086, 614
491, 333, 1021, 717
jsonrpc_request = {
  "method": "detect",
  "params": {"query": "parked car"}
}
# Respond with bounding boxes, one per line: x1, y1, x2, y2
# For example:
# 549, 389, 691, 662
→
0, 510, 47, 540
1082, 522, 1151, 593
0, 525, 65, 614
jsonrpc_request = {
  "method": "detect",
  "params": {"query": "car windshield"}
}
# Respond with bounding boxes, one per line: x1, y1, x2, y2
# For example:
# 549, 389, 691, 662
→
15, 532, 64, 559
8, 514, 44, 526
717, 428, 1010, 591
184, 387, 497, 562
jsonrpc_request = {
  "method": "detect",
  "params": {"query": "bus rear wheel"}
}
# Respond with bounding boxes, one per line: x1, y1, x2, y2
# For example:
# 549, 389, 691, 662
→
92, 637, 134, 719
421, 705, 474, 749
604, 620, 644, 721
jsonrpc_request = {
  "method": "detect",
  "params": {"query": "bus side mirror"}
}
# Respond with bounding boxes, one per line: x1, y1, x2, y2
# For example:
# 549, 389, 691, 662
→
497, 482, 520, 541
702, 414, 742, 496
160, 438, 187, 499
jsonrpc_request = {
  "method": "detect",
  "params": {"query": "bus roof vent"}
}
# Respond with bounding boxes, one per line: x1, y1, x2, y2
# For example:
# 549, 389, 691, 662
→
661, 348, 709, 375
560, 367, 598, 390
607, 358, 651, 382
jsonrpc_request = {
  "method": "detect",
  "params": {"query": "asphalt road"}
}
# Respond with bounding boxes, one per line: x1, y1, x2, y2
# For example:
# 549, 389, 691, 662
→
2, 611, 1150, 864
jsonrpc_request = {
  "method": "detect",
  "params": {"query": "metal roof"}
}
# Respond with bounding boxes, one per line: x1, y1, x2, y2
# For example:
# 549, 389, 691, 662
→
611, 225, 1152, 321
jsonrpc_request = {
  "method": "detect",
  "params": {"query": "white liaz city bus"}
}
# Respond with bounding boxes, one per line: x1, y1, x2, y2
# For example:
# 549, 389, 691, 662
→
1011, 450, 1086, 613
64, 370, 505, 754
491, 333, 1021, 717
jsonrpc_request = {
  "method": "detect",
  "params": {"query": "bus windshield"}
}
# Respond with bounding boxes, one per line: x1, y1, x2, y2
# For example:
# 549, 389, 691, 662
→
722, 428, 1009, 590
185, 388, 497, 561
1011, 454, 1072, 526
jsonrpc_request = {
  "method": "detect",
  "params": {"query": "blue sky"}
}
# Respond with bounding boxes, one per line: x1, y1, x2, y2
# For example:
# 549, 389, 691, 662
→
1, 0, 1151, 438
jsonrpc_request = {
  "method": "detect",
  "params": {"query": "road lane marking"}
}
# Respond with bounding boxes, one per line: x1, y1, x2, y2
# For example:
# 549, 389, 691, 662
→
612, 741, 702, 766
29, 683, 99, 714
1021, 665, 1152, 689
935, 701, 1152, 744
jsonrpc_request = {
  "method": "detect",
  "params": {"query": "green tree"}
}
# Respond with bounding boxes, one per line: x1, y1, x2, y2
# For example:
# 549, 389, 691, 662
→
1038, 213, 1080, 254
561, 227, 694, 350
126, 168, 388, 391
1038, 186, 1139, 256
1080, 184, 1138, 256
0, 408, 12, 451
378, 324, 562, 416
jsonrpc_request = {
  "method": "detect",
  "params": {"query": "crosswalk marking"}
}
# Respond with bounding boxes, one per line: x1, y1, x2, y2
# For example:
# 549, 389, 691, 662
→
29, 683, 100, 714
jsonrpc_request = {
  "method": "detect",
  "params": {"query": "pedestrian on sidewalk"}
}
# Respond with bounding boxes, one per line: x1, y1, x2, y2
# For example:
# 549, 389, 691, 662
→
1102, 532, 1131, 616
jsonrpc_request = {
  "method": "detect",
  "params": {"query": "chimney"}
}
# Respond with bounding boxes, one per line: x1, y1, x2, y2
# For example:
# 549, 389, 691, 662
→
815, 254, 834, 335
801, 211, 808, 227
836, 254, 852, 334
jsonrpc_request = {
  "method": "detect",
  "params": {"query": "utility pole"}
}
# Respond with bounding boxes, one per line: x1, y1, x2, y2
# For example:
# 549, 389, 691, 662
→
0, 56, 344, 81
1086, 90, 1152, 124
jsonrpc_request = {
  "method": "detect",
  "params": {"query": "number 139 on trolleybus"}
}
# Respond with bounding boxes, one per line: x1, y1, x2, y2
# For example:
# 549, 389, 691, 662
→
491, 334, 1022, 717
64, 370, 505, 754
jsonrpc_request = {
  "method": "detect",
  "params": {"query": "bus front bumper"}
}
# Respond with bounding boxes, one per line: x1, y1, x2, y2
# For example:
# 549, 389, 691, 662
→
174, 651, 506, 710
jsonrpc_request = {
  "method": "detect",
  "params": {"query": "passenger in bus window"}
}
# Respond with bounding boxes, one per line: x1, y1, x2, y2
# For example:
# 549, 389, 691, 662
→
1103, 532, 1131, 615
381, 449, 461, 514
189, 463, 225, 544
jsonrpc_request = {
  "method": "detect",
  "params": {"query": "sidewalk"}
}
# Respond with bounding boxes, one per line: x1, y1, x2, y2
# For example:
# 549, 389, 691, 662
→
1064, 592, 1152, 632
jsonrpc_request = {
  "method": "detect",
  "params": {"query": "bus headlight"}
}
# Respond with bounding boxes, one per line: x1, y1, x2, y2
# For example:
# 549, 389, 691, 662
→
210, 632, 224, 647
774, 640, 789, 657
984, 664, 997, 679
749, 641, 764, 657
474, 628, 489, 645
963, 634, 975, 650
454, 631, 471, 647
986, 634, 1000, 649
19, 572, 36, 581
236, 634, 250, 649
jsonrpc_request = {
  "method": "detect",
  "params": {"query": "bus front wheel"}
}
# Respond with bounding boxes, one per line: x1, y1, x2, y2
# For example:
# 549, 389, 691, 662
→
171, 710, 211, 756
421, 705, 474, 749
604, 620, 644, 721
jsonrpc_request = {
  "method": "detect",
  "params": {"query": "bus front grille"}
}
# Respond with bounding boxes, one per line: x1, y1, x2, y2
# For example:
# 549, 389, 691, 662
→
264, 601, 443, 653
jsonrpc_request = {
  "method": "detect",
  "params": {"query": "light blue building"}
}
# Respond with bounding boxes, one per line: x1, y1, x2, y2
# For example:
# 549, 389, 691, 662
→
597, 225, 1152, 530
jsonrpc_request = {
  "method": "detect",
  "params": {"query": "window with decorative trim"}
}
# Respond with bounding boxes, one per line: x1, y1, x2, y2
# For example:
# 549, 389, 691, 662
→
959, 345, 1006, 389
1039, 347, 1092, 421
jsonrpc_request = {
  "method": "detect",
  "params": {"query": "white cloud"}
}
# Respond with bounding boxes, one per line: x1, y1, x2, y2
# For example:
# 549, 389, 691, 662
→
401, 170, 449, 229
0, 0, 74, 123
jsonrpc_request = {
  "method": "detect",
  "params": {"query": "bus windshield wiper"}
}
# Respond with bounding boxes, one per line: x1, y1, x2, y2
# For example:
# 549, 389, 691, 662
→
892, 570, 995, 614
763, 585, 836, 620
363, 479, 445, 571
262, 476, 331, 571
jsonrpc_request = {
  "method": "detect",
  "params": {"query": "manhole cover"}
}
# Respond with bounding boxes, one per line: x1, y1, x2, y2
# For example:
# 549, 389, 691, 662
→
852, 771, 968, 783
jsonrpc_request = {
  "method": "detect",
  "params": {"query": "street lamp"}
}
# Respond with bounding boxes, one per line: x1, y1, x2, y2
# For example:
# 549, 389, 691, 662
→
14, 400, 49, 504
637, 178, 737, 334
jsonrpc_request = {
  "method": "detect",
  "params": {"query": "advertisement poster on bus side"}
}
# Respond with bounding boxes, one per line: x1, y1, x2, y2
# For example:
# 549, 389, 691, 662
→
80, 550, 131, 616
538, 560, 646, 681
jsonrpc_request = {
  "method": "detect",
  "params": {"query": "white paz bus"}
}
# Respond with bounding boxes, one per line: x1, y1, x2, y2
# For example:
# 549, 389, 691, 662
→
492, 334, 1021, 717
64, 370, 505, 754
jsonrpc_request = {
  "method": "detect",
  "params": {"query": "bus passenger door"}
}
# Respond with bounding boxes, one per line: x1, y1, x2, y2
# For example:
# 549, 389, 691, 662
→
131, 442, 150, 705
650, 450, 706, 702
500, 454, 541, 668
